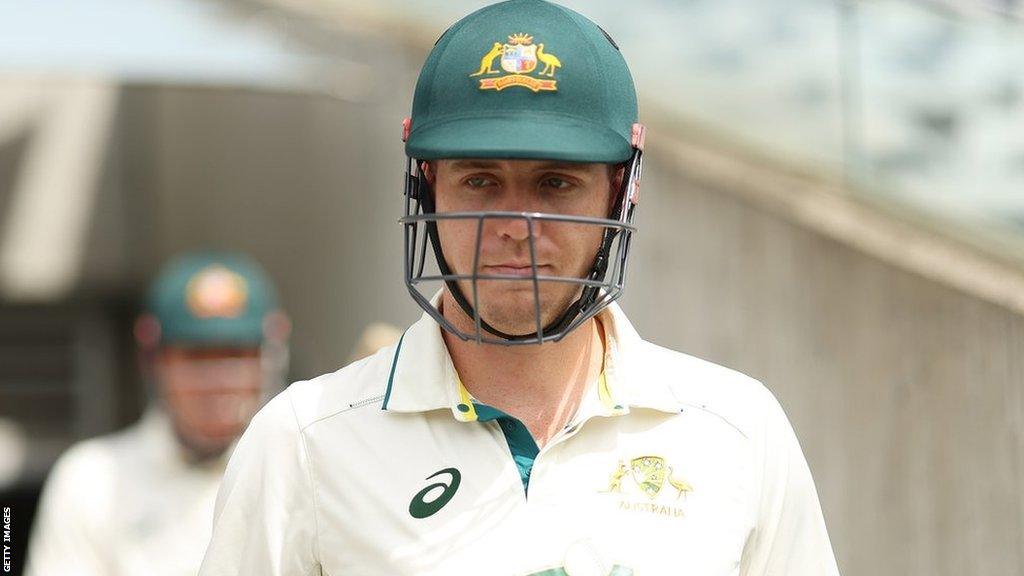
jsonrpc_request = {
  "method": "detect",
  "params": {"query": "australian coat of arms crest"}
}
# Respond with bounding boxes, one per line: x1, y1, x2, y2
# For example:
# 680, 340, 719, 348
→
605, 456, 693, 500
470, 33, 561, 92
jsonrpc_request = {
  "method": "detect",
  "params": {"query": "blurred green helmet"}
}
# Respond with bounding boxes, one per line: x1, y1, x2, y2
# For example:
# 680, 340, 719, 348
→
405, 0, 638, 163
147, 252, 277, 347
401, 0, 646, 346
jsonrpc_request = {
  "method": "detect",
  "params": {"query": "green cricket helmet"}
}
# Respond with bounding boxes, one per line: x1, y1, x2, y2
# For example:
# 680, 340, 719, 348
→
401, 0, 646, 345
145, 252, 278, 347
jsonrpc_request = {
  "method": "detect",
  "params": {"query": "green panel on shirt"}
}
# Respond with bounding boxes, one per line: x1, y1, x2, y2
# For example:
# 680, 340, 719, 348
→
474, 403, 539, 494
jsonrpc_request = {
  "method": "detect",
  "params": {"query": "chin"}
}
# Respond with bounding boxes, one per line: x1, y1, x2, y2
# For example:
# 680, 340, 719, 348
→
451, 279, 583, 334
173, 424, 243, 460
478, 300, 566, 336
178, 436, 234, 462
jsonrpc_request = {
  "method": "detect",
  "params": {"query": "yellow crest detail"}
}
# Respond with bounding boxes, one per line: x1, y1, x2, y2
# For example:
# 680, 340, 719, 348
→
630, 456, 667, 499
507, 33, 533, 45
469, 32, 560, 92
186, 265, 249, 319
603, 456, 693, 501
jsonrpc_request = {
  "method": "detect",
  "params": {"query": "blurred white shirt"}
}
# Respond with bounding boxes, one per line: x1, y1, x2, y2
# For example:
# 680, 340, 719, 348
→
25, 407, 226, 576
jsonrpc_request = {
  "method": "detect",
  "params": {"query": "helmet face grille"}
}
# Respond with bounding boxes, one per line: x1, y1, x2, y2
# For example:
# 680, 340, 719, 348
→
401, 150, 643, 345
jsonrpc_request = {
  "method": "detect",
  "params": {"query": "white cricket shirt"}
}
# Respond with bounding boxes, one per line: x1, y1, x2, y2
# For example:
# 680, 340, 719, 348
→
26, 408, 227, 576
201, 299, 840, 575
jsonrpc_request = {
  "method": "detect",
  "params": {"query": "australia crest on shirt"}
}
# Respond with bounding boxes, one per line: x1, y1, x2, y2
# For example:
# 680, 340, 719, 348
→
602, 455, 693, 518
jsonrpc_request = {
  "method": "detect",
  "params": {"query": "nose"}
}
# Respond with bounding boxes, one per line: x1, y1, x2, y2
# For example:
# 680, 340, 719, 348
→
491, 213, 536, 242
489, 185, 541, 242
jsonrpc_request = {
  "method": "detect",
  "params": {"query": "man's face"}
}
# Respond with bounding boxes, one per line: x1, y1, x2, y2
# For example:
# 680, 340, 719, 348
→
154, 346, 263, 460
430, 159, 621, 336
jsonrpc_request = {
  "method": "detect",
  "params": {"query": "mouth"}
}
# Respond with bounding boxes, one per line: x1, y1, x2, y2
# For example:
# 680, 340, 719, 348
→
481, 264, 550, 277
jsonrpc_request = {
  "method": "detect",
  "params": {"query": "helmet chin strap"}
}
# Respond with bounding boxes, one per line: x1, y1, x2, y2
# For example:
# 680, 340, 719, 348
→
416, 157, 631, 343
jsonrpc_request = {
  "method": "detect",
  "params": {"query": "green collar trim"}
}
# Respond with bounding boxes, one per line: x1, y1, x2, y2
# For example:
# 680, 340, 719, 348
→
380, 331, 407, 411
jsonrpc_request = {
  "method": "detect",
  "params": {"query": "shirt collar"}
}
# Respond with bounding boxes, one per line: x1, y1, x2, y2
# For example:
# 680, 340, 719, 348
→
380, 291, 458, 415
381, 291, 682, 418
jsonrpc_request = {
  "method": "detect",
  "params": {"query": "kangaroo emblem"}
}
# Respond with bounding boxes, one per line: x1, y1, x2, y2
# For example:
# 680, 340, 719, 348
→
604, 460, 629, 493
470, 42, 503, 76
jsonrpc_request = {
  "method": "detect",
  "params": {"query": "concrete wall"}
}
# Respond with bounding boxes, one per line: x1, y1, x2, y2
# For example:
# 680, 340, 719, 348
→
626, 139, 1024, 576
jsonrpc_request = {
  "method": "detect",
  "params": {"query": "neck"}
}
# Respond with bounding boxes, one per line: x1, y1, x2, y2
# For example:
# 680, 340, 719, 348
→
440, 290, 604, 448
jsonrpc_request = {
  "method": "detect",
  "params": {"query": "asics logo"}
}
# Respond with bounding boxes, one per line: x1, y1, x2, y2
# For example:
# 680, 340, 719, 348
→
409, 467, 461, 519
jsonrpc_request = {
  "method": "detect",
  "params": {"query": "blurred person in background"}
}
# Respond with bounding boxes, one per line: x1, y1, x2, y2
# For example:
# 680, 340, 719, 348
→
24, 252, 290, 576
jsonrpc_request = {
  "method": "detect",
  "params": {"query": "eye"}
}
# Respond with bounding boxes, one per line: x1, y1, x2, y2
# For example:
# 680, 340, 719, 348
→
464, 176, 496, 188
542, 176, 574, 190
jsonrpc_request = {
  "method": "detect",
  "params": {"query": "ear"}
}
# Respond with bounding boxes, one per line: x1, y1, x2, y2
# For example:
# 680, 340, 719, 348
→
608, 164, 626, 212
262, 310, 292, 342
420, 161, 438, 205
612, 164, 625, 191
134, 313, 161, 350
134, 314, 162, 381
421, 161, 435, 184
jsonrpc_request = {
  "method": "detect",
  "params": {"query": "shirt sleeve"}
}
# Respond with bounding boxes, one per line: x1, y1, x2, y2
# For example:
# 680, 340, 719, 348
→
199, 389, 321, 576
739, 389, 841, 576
23, 443, 115, 576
